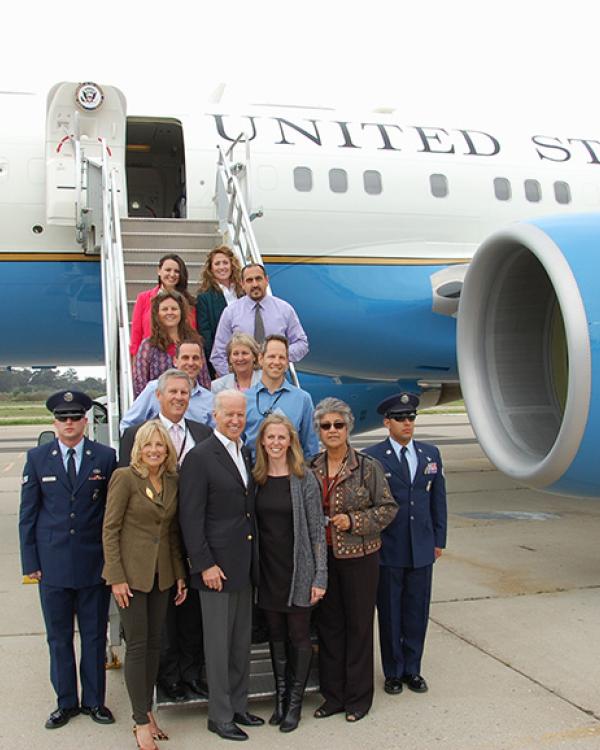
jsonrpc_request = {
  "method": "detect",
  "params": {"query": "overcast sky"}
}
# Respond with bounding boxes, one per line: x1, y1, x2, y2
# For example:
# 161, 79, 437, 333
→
3, 0, 597, 130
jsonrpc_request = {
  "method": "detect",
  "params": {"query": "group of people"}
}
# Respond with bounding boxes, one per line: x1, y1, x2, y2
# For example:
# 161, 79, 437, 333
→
18, 246, 448, 748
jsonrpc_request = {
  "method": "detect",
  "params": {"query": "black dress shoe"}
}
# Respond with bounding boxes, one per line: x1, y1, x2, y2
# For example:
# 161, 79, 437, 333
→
160, 681, 187, 701
233, 711, 264, 727
45, 707, 80, 729
384, 677, 404, 695
185, 678, 208, 697
403, 674, 429, 692
80, 705, 115, 724
207, 719, 248, 741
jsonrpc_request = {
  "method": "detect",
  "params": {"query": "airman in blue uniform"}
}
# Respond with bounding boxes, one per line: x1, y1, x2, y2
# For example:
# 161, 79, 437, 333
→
363, 392, 447, 696
19, 390, 118, 729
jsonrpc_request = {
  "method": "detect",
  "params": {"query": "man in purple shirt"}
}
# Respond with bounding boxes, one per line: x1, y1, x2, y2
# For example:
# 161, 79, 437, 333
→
210, 264, 309, 377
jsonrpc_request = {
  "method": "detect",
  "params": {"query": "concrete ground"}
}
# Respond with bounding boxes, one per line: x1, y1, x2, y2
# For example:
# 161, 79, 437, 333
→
1, 417, 599, 750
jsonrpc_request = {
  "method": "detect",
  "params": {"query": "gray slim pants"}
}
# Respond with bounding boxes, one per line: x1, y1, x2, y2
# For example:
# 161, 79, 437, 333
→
199, 585, 252, 723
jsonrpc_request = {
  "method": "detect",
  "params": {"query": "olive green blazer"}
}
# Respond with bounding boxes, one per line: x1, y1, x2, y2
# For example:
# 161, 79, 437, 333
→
102, 467, 185, 592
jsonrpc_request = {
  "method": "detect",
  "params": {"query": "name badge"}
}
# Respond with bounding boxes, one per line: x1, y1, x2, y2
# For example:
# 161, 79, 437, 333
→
42, 476, 57, 482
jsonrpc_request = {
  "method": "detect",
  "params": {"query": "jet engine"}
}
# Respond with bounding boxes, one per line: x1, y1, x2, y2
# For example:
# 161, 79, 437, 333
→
457, 215, 600, 497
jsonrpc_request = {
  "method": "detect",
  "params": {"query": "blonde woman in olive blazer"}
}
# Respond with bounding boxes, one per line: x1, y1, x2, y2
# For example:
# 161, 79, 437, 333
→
103, 420, 187, 750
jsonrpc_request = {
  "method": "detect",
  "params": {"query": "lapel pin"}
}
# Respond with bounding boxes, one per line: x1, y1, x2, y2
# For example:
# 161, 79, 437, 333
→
85, 450, 92, 456
146, 487, 154, 500
386, 449, 392, 455
51, 449, 58, 456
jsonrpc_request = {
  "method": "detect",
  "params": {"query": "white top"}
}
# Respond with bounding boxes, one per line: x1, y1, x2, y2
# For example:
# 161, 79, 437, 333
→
219, 283, 238, 306
214, 429, 248, 486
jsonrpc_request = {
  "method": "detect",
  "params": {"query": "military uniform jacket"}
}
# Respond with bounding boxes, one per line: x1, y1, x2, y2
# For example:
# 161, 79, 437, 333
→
178, 434, 258, 592
363, 439, 447, 569
19, 437, 117, 588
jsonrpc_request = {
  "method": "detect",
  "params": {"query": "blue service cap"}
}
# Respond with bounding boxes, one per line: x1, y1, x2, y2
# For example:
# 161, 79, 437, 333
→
46, 390, 92, 416
377, 392, 420, 416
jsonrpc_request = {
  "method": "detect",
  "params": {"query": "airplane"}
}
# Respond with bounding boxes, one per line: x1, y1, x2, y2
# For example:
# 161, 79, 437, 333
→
1, 81, 599, 498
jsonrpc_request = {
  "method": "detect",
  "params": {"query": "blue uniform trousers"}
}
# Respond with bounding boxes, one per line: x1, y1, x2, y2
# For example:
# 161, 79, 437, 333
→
39, 582, 110, 709
377, 564, 432, 679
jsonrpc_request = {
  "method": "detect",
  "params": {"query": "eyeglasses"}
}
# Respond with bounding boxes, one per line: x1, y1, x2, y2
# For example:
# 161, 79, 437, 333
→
319, 421, 346, 431
389, 414, 416, 422
55, 414, 84, 422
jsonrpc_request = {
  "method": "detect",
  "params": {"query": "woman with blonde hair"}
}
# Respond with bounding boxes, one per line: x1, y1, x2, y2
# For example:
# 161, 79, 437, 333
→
253, 414, 327, 733
196, 246, 243, 373
211, 332, 262, 394
133, 290, 209, 397
103, 420, 187, 750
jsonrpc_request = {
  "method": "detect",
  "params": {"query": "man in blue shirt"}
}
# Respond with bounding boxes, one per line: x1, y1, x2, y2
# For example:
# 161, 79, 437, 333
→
363, 392, 447, 697
244, 335, 319, 459
120, 340, 214, 431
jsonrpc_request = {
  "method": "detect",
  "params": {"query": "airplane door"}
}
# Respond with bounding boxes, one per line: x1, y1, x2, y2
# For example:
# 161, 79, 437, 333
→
45, 81, 127, 225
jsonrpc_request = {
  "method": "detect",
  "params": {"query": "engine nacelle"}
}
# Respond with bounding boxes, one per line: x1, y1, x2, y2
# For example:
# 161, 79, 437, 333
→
457, 214, 600, 497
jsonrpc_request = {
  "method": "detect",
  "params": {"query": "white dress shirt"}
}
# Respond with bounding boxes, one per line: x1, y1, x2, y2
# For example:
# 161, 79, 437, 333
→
214, 429, 248, 487
159, 413, 195, 464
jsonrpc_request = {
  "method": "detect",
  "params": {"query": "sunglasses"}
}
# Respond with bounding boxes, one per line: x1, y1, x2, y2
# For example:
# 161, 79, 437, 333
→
55, 414, 84, 422
319, 421, 346, 431
389, 414, 416, 422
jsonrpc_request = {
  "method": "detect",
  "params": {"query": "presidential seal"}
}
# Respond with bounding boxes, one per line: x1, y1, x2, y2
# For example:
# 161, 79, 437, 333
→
75, 82, 104, 111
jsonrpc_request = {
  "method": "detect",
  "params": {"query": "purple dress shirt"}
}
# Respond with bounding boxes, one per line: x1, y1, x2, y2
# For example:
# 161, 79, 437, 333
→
210, 295, 309, 376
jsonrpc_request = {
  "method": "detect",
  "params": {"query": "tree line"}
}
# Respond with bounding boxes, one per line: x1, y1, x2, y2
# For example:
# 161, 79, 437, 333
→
0, 368, 106, 401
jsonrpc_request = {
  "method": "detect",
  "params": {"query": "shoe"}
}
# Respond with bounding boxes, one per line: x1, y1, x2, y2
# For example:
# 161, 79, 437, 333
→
313, 702, 344, 719
45, 706, 80, 729
81, 705, 115, 724
268, 641, 288, 725
233, 712, 264, 727
279, 645, 312, 732
207, 719, 248, 741
160, 681, 187, 702
384, 677, 403, 695
185, 679, 208, 697
346, 709, 368, 722
403, 674, 429, 693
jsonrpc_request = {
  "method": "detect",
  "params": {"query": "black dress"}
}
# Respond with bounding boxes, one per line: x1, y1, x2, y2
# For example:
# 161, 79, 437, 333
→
256, 475, 301, 613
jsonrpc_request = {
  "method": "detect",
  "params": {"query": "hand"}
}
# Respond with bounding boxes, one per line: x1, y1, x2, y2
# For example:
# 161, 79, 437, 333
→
202, 565, 227, 592
174, 578, 188, 606
112, 582, 133, 608
310, 586, 326, 605
27, 570, 42, 581
434, 547, 443, 560
331, 513, 351, 532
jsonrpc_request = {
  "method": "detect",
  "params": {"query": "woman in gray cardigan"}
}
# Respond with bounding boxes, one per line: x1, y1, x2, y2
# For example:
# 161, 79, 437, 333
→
253, 414, 327, 733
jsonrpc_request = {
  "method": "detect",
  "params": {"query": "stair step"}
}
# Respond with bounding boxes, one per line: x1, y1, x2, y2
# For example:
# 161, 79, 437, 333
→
121, 217, 219, 234
123, 249, 210, 264
121, 232, 219, 251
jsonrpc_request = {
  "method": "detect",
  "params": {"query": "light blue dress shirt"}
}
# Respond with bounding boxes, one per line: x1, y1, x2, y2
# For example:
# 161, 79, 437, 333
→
244, 379, 319, 460
389, 437, 418, 482
210, 295, 309, 376
59, 438, 84, 473
120, 379, 214, 433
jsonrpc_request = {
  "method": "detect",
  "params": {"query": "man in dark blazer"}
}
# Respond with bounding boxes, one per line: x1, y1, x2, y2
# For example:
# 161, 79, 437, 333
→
363, 392, 447, 696
19, 390, 117, 729
179, 389, 263, 741
119, 368, 212, 702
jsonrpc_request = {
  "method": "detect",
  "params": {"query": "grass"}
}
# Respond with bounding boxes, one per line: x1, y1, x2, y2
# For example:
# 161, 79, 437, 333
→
0, 402, 53, 425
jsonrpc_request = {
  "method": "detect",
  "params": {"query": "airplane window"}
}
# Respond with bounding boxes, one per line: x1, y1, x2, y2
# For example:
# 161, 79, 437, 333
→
364, 170, 382, 195
554, 181, 571, 204
524, 179, 542, 202
329, 169, 348, 193
430, 174, 448, 198
493, 177, 511, 201
293, 166, 313, 192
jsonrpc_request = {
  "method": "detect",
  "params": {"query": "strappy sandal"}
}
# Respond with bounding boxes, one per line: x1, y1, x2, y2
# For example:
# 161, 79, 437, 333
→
314, 703, 344, 718
133, 725, 159, 750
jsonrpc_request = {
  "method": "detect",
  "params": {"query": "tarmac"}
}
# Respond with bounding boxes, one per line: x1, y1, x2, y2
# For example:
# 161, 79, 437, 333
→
1, 415, 599, 750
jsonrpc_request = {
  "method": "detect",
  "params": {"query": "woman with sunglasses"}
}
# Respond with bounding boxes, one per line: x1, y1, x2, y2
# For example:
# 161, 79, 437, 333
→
132, 291, 209, 397
310, 398, 397, 723
130, 254, 197, 359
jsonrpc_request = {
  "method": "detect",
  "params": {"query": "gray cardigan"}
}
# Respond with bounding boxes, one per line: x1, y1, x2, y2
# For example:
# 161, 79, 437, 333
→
284, 472, 328, 607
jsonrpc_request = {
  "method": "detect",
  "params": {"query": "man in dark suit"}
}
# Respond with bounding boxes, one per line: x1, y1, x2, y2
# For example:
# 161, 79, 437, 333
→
363, 392, 447, 696
19, 390, 117, 729
179, 389, 263, 741
119, 368, 212, 702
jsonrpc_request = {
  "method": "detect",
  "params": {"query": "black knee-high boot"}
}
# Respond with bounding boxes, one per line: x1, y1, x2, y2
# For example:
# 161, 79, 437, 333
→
269, 641, 288, 726
279, 646, 312, 733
